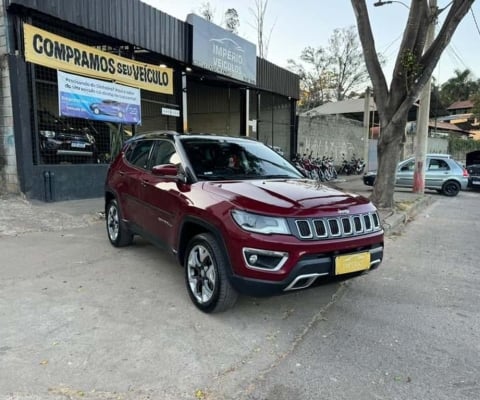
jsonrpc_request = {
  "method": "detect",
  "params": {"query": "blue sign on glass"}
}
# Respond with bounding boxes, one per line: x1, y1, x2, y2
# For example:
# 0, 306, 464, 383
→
58, 71, 142, 125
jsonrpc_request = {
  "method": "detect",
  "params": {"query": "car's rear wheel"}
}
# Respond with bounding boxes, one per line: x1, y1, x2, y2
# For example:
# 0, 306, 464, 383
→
442, 180, 460, 197
184, 233, 238, 313
106, 199, 133, 247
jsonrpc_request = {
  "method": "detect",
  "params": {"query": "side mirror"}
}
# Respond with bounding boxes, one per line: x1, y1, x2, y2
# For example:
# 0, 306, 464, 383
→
152, 164, 179, 177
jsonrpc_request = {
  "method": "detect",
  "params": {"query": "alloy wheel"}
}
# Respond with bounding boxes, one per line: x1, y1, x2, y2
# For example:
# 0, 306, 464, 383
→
187, 244, 217, 304
107, 204, 119, 241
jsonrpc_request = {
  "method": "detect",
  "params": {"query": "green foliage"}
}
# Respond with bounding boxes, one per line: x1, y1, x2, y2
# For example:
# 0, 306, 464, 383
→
471, 93, 480, 120
448, 136, 480, 153
401, 49, 421, 91
440, 69, 480, 106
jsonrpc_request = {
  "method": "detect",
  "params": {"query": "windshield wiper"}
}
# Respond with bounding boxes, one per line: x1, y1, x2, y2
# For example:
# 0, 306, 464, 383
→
261, 174, 293, 179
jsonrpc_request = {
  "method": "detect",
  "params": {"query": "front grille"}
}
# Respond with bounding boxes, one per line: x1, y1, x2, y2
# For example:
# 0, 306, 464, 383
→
292, 212, 382, 240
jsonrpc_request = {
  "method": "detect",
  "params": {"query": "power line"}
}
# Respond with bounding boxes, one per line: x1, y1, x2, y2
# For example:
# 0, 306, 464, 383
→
447, 43, 469, 70
471, 8, 480, 38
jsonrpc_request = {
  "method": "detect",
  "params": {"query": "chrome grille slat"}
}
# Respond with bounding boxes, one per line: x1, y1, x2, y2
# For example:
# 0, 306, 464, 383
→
293, 212, 381, 240
341, 217, 353, 235
327, 218, 341, 237
295, 219, 313, 238
313, 219, 328, 237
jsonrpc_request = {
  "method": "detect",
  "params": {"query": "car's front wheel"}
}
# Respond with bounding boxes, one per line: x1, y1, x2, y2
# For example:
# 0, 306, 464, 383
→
184, 233, 238, 313
442, 180, 460, 196
106, 199, 133, 247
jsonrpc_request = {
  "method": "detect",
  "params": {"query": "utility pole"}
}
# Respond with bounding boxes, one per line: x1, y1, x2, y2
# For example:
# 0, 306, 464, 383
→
363, 87, 371, 170
413, 0, 437, 193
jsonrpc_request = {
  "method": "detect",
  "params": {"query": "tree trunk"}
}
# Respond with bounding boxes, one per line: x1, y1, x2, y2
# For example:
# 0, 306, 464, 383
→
371, 123, 405, 209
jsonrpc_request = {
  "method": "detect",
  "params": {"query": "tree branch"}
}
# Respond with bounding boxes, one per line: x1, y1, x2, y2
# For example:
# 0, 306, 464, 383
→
351, 0, 388, 106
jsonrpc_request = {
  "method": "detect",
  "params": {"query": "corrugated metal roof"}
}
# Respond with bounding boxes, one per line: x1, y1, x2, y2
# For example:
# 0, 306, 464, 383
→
447, 100, 473, 110
430, 120, 469, 133
6, 0, 189, 63
301, 98, 377, 116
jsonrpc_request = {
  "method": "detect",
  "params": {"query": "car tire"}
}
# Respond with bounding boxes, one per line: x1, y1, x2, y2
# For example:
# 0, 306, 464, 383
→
442, 180, 460, 197
184, 233, 238, 313
106, 199, 133, 247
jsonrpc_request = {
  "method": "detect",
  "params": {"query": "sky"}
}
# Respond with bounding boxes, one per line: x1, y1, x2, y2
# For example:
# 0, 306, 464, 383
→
141, 0, 480, 88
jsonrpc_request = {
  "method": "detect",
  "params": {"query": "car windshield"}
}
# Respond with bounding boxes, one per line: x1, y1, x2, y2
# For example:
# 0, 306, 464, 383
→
180, 137, 303, 181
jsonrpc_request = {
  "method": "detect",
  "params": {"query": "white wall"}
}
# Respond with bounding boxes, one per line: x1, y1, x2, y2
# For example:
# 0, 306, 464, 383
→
297, 114, 365, 166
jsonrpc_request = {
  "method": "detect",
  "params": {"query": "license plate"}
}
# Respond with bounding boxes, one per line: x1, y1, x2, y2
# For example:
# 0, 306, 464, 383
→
335, 252, 371, 275
473, 179, 480, 185
71, 141, 86, 149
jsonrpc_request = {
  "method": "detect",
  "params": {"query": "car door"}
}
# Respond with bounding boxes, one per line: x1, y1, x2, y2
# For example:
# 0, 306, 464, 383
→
119, 139, 155, 227
425, 157, 450, 190
137, 139, 183, 247
395, 158, 416, 187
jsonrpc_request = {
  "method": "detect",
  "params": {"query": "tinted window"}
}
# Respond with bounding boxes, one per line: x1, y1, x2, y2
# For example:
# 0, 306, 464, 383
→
181, 137, 303, 180
125, 140, 154, 169
151, 140, 179, 166
428, 159, 450, 171
400, 160, 415, 171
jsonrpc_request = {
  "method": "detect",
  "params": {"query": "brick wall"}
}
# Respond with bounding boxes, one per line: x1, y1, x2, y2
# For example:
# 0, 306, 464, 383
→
0, 0, 19, 194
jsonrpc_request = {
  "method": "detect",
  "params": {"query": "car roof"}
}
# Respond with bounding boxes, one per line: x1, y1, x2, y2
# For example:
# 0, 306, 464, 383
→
127, 131, 260, 143
402, 154, 453, 162
404, 153, 452, 159
427, 153, 452, 158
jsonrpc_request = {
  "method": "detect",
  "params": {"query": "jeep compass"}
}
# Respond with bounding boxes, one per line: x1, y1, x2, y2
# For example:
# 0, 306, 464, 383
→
105, 132, 384, 313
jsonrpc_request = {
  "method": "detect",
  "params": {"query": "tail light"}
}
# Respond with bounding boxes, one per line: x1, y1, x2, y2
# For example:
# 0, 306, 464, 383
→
463, 168, 469, 177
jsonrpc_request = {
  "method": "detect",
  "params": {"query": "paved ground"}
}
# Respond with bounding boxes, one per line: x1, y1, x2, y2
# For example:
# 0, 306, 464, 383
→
240, 191, 480, 400
1, 178, 476, 400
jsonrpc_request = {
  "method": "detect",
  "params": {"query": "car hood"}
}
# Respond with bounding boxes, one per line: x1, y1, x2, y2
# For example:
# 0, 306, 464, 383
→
202, 179, 371, 216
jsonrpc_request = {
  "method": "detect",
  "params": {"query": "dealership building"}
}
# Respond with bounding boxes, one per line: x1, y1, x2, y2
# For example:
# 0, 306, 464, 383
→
0, 0, 299, 201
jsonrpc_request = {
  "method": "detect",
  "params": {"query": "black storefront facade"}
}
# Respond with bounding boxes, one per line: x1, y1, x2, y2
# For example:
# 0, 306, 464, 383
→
3, 0, 299, 201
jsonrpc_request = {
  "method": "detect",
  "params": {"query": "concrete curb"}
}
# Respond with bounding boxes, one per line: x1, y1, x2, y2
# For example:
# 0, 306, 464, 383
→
381, 195, 435, 236
325, 176, 436, 237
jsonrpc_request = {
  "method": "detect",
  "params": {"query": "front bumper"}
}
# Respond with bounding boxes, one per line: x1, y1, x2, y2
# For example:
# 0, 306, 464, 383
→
229, 245, 383, 297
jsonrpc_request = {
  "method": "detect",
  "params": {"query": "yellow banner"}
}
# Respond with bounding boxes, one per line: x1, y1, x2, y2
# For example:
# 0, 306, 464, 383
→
24, 23, 173, 95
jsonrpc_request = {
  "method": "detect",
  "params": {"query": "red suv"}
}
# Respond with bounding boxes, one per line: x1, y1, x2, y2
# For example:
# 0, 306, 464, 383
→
105, 132, 384, 313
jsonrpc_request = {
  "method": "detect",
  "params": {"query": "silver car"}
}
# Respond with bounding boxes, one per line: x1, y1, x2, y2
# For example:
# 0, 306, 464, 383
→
363, 154, 469, 196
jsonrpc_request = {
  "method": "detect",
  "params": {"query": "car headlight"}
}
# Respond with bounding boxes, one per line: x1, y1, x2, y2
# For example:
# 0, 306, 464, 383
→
231, 210, 290, 235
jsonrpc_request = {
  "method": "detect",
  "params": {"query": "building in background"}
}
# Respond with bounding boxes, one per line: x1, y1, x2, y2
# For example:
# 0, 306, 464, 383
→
0, 0, 299, 201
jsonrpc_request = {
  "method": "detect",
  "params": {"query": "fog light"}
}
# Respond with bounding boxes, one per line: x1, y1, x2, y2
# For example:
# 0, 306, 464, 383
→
242, 248, 288, 272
